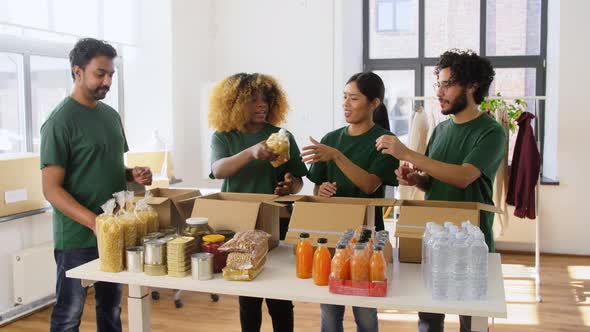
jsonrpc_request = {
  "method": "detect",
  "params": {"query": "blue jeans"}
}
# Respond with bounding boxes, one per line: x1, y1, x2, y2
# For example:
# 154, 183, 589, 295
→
418, 312, 472, 332
320, 304, 378, 332
50, 247, 123, 332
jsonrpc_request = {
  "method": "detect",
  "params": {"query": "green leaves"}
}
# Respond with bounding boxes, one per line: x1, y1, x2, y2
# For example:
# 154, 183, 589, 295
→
480, 92, 527, 133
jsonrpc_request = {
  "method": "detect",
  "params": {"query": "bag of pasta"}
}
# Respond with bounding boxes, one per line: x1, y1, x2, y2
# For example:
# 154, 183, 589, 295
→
114, 191, 138, 248
135, 191, 159, 238
96, 199, 124, 272
266, 129, 290, 167
222, 256, 266, 281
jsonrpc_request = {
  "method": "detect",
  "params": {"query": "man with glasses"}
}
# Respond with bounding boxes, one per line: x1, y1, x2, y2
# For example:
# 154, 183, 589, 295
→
41, 38, 152, 332
376, 49, 505, 332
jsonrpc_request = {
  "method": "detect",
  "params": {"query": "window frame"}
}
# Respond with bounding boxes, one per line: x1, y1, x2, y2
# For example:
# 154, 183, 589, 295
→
363, 0, 549, 177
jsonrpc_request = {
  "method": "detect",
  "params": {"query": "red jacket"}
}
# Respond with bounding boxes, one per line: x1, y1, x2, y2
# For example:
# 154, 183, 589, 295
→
506, 112, 540, 219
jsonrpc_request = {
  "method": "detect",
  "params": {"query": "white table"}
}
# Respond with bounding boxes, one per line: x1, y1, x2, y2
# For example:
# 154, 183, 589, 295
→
67, 245, 507, 332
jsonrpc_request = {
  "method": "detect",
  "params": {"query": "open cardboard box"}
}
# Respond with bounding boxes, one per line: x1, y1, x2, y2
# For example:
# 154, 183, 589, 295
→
394, 200, 503, 263
275, 195, 396, 249
0, 153, 47, 217
135, 188, 201, 229
189, 192, 285, 249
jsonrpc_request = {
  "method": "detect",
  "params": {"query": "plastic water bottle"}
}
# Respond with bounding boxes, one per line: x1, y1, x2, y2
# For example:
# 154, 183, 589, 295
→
444, 221, 454, 230
422, 222, 442, 287
431, 232, 451, 300
469, 232, 489, 300
449, 232, 470, 300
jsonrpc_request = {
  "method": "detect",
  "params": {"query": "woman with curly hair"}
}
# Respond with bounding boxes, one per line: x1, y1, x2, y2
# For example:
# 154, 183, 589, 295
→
208, 73, 307, 332
303, 72, 400, 332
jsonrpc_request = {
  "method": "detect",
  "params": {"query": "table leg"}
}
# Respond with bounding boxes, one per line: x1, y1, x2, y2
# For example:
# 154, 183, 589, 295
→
128, 285, 150, 332
471, 316, 489, 332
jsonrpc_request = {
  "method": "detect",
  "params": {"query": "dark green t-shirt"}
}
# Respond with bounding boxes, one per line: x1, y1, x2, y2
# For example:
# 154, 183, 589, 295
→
307, 125, 400, 231
425, 114, 506, 252
40, 97, 129, 250
209, 124, 308, 194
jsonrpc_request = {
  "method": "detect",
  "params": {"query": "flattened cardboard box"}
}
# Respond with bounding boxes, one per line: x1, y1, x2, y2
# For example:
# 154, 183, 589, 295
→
135, 188, 201, 229
275, 195, 395, 249
189, 193, 284, 250
0, 153, 47, 217
394, 200, 503, 263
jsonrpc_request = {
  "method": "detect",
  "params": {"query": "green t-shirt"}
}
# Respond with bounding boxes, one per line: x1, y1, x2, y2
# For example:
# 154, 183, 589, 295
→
425, 114, 506, 252
209, 124, 308, 194
40, 97, 129, 250
307, 125, 400, 231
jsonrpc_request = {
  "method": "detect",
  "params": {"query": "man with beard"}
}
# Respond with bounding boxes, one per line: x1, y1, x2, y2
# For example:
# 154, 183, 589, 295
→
376, 49, 505, 332
41, 38, 152, 332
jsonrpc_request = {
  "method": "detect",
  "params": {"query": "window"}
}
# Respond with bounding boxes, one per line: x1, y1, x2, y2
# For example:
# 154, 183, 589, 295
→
0, 53, 24, 153
364, 0, 548, 176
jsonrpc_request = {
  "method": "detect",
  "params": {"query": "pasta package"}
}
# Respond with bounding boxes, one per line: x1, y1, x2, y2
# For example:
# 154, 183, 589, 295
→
222, 256, 266, 281
135, 191, 159, 236
114, 191, 138, 248
266, 129, 290, 167
96, 199, 124, 272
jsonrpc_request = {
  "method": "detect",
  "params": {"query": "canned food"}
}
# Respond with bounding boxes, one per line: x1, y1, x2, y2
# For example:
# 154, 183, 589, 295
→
191, 253, 213, 280
126, 246, 144, 273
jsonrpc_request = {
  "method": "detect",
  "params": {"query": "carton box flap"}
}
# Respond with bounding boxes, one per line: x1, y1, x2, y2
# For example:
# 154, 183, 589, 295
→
394, 225, 425, 239
367, 198, 397, 207
273, 195, 306, 203
191, 198, 261, 232
199, 192, 278, 202
396, 199, 502, 213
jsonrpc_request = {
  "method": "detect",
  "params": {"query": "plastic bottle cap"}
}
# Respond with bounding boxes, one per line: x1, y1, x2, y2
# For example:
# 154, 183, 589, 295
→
202, 234, 225, 243
186, 217, 208, 225
373, 245, 384, 251
354, 242, 366, 250
336, 243, 347, 249
299, 232, 310, 239
317, 238, 328, 244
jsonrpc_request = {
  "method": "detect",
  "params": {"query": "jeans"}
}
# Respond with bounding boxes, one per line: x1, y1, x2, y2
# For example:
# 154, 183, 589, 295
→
320, 304, 378, 332
50, 247, 123, 332
418, 312, 473, 332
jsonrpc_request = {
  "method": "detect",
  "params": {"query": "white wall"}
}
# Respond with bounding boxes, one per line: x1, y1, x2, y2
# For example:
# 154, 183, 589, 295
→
495, 0, 589, 255
0, 213, 52, 312
122, 0, 174, 151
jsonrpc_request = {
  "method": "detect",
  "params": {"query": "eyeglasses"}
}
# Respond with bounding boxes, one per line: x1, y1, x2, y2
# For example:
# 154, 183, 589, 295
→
433, 79, 456, 90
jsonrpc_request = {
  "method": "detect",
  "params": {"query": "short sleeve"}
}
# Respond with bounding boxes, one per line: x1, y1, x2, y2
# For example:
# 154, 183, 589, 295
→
40, 118, 70, 169
463, 126, 507, 178
209, 132, 230, 179
283, 131, 308, 178
367, 134, 399, 186
306, 135, 328, 185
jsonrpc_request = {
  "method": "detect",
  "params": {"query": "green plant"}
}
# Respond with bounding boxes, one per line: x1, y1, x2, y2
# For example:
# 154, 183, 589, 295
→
480, 92, 527, 133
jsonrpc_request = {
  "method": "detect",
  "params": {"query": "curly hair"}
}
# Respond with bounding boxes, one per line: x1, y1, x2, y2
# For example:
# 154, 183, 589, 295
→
69, 38, 117, 80
435, 49, 495, 104
208, 73, 290, 132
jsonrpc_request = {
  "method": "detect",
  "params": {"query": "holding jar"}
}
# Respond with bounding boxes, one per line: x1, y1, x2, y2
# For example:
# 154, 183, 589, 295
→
201, 234, 227, 273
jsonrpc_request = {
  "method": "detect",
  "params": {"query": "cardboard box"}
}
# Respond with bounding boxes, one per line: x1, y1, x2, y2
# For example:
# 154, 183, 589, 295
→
276, 195, 395, 248
126, 151, 172, 179
189, 193, 284, 249
394, 200, 503, 263
0, 153, 47, 217
135, 188, 201, 229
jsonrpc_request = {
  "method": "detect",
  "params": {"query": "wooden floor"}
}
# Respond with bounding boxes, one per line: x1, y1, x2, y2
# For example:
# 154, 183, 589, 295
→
3, 252, 589, 332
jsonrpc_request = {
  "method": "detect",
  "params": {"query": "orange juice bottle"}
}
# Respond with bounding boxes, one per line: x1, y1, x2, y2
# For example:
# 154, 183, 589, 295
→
313, 238, 331, 286
330, 243, 350, 280
369, 245, 386, 281
296, 233, 313, 279
350, 243, 369, 282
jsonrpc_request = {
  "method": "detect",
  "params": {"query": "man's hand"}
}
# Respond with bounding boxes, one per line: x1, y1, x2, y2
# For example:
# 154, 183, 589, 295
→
375, 135, 410, 160
395, 163, 421, 186
318, 182, 337, 198
249, 141, 279, 161
274, 172, 294, 196
132, 167, 152, 185
301, 137, 341, 164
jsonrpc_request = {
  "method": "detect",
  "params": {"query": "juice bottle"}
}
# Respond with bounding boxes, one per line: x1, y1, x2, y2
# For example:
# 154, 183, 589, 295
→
350, 242, 369, 282
313, 238, 331, 286
330, 243, 350, 280
296, 233, 313, 279
369, 245, 386, 282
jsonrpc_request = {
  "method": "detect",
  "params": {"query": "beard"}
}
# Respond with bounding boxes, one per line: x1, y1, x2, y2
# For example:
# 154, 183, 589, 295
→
91, 86, 110, 100
440, 88, 468, 115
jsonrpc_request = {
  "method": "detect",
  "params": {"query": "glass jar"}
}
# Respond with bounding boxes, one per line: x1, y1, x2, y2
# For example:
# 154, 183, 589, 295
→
183, 217, 214, 250
201, 234, 226, 273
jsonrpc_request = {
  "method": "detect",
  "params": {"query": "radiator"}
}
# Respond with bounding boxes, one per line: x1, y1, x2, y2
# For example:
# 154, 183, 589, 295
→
12, 242, 56, 305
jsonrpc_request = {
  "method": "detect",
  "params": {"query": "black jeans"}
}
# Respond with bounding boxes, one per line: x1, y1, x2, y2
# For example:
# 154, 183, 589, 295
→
239, 296, 294, 332
418, 312, 472, 332
50, 247, 123, 332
